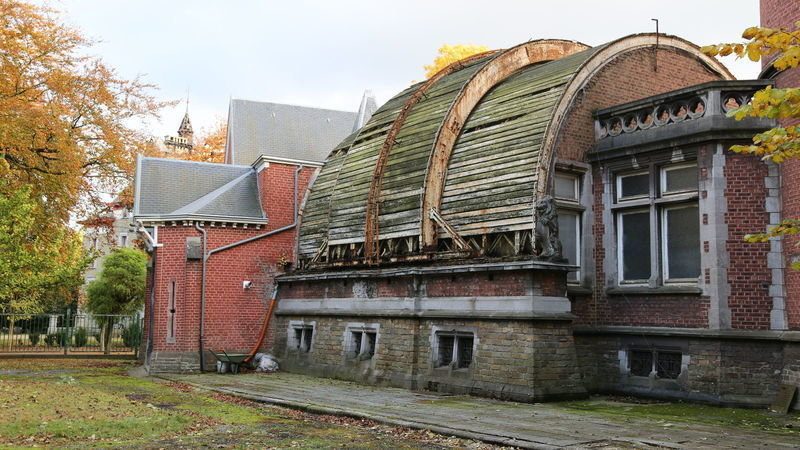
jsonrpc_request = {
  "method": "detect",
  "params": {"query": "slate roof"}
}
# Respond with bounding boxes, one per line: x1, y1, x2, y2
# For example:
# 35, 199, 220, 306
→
134, 157, 265, 223
224, 99, 359, 166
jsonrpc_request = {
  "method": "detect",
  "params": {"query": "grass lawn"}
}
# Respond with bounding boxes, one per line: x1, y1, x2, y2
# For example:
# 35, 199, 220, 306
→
0, 358, 497, 449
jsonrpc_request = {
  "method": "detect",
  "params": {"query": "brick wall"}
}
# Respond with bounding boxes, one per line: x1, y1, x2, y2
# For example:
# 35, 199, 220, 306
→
554, 46, 724, 328
555, 47, 723, 162
146, 161, 317, 371
724, 153, 772, 329
762, 0, 800, 330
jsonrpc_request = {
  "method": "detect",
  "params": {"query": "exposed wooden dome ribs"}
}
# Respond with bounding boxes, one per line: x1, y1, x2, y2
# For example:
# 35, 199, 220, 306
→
420, 40, 589, 250
363, 51, 500, 264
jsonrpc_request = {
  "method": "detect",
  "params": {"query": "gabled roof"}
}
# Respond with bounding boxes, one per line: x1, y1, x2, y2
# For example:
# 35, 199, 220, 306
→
134, 157, 265, 223
224, 99, 359, 166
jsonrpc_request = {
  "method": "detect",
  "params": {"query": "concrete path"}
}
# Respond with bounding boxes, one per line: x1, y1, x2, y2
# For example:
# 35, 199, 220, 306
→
159, 372, 798, 449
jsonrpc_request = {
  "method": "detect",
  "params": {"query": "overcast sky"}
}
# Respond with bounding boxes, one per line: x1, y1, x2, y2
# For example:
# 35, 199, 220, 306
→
51, 0, 762, 137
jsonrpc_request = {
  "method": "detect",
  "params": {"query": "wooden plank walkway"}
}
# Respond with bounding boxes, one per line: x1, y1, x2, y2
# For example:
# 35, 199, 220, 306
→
158, 372, 798, 449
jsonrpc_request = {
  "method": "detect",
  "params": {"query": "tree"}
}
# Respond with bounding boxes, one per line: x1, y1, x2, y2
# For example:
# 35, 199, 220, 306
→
424, 44, 491, 78
85, 247, 147, 352
702, 23, 800, 265
0, 180, 88, 340
0, 1, 170, 224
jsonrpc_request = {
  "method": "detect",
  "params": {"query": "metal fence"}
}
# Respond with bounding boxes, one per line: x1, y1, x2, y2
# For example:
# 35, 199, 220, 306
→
0, 312, 142, 356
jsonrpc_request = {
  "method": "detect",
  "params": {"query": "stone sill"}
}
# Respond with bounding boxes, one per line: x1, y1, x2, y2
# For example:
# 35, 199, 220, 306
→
606, 286, 703, 296
567, 285, 593, 296
280, 259, 577, 282
573, 325, 800, 342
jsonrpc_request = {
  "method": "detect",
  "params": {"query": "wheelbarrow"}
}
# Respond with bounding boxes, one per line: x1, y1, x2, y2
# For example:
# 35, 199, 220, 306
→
209, 349, 249, 374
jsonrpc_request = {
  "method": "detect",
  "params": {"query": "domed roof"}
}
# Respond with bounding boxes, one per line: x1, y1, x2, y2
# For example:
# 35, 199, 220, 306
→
298, 35, 731, 267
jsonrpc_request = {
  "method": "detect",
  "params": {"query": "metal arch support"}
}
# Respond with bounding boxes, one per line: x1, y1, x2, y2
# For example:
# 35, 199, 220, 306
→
419, 40, 590, 249
363, 50, 499, 264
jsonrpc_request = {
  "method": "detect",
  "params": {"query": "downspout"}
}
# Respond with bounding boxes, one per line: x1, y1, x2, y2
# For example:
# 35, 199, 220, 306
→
146, 247, 157, 367
195, 222, 208, 371
135, 220, 161, 369
196, 165, 303, 368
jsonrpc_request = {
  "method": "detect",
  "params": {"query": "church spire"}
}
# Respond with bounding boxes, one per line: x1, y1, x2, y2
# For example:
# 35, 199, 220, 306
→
178, 92, 193, 143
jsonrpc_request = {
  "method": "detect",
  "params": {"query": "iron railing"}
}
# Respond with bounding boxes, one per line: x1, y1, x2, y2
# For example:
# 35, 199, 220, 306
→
0, 312, 142, 356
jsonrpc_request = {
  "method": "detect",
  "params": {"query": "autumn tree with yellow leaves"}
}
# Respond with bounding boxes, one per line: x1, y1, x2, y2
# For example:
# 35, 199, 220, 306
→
0, 1, 169, 223
424, 44, 491, 78
0, 1, 168, 310
703, 23, 800, 263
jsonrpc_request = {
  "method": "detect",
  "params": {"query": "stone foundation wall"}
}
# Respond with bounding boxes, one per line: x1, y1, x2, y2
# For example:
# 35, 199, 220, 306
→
271, 314, 585, 402
575, 333, 798, 408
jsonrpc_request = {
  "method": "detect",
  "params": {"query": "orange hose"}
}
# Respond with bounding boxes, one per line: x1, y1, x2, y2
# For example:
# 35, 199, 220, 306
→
244, 297, 278, 363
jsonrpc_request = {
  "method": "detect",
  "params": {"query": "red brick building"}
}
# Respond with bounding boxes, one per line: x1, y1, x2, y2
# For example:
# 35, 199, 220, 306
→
134, 98, 374, 372
136, 9, 800, 409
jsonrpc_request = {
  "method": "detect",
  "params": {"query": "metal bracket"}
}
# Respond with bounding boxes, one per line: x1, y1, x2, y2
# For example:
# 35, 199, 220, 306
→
428, 208, 468, 250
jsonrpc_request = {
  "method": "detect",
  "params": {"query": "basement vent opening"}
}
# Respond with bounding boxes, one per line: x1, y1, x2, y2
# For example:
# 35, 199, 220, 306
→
435, 331, 474, 369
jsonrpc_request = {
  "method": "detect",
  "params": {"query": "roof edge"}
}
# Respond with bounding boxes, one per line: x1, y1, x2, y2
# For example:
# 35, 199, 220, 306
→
134, 213, 268, 225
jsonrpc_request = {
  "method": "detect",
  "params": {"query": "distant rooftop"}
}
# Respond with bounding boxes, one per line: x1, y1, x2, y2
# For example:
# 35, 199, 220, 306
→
224, 95, 377, 166
134, 157, 265, 223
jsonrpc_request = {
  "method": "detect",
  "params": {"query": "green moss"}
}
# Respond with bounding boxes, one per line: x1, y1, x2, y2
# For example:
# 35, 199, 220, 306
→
558, 398, 800, 435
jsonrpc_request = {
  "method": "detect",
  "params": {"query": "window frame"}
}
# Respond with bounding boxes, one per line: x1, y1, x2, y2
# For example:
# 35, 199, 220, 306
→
347, 327, 378, 360
554, 169, 585, 284
289, 322, 315, 353
660, 203, 701, 283
616, 169, 650, 202
434, 330, 475, 370
612, 161, 700, 287
616, 207, 652, 285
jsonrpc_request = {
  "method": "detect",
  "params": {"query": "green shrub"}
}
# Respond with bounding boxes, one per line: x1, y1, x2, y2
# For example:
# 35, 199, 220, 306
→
45, 330, 68, 347
29, 333, 41, 346
73, 327, 88, 347
122, 321, 142, 348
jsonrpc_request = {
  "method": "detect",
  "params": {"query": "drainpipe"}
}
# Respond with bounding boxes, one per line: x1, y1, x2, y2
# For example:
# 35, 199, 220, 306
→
195, 165, 303, 370
135, 220, 161, 369
195, 222, 208, 371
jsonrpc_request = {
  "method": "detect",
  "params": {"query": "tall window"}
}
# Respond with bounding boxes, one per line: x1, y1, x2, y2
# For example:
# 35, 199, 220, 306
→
614, 162, 700, 285
167, 280, 177, 342
554, 172, 582, 283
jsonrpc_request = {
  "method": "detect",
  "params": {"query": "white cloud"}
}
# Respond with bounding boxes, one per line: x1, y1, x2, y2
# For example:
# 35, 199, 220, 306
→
52, 0, 762, 135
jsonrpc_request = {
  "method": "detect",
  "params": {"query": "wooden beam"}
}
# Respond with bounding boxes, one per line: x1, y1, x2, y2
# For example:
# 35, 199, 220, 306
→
363, 50, 498, 264
420, 40, 589, 249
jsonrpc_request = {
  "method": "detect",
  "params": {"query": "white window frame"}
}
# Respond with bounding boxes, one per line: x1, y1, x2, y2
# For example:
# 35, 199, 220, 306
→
660, 162, 698, 196
554, 172, 580, 201
616, 169, 650, 202
119, 233, 128, 247
616, 208, 651, 285
559, 210, 582, 283
345, 324, 379, 360
554, 170, 584, 284
661, 204, 701, 283
613, 161, 700, 287
289, 321, 315, 353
